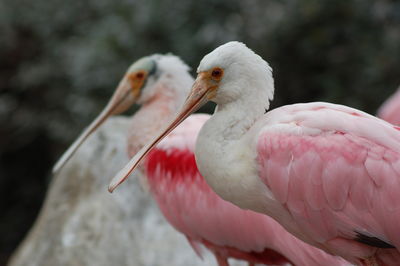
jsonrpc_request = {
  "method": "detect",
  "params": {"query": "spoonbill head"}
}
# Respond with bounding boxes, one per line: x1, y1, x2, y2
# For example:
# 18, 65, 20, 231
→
52, 54, 191, 173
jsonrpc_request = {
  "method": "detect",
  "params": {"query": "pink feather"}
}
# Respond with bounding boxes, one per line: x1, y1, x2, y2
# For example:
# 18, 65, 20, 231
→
257, 102, 400, 264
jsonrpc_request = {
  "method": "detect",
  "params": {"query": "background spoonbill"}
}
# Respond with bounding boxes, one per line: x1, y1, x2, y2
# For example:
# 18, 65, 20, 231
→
55, 54, 351, 265
377, 86, 400, 125
110, 42, 400, 266
9, 55, 218, 266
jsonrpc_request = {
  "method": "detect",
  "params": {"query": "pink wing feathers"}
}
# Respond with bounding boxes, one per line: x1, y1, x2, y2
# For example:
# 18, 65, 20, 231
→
257, 102, 400, 264
378, 87, 400, 125
145, 114, 351, 266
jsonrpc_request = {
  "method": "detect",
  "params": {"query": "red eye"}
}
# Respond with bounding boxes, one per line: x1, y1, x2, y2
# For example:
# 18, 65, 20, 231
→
136, 72, 145, 79
211, 68, 223, 79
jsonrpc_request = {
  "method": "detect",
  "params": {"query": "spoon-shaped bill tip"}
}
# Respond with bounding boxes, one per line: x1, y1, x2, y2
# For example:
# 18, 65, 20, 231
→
108, 149, 143, 192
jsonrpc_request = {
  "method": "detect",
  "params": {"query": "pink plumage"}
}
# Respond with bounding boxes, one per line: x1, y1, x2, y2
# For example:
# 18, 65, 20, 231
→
145, 114, 351, 266
377, 87, 400, 125
257, 102, 400, 265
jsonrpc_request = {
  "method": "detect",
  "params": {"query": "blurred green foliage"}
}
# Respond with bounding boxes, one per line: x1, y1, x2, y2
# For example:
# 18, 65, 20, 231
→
0, 0, 399, 263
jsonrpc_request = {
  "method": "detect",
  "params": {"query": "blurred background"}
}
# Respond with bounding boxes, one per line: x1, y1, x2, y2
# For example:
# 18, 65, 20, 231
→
0, 0, 399, 264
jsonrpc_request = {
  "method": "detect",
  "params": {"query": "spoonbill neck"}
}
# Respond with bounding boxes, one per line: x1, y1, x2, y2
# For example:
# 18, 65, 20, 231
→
194, 96, 270, 213
213, 97, 267, 141
127, 86, 186, 157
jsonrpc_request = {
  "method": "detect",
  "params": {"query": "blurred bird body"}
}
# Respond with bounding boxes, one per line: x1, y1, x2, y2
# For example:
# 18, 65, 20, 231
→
111, 42, 400, 266
377, 87, 400, 125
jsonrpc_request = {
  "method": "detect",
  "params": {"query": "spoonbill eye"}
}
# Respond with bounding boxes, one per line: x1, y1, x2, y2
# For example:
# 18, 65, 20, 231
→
136, 72, 145, 79
211, 68, 223, 80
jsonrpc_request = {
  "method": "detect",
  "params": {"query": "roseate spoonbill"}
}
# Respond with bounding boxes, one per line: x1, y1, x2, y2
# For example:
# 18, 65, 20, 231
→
55, 54, 351, 265
110, 42, 400, 265
377, 87, 400, 125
